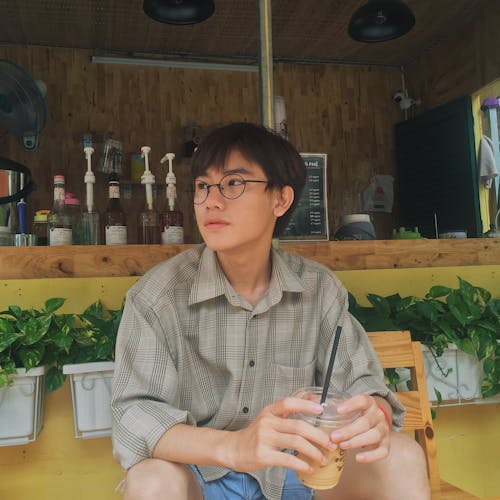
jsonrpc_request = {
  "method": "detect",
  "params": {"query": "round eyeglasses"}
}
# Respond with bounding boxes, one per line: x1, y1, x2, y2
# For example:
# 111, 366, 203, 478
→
193, 172, 269, 205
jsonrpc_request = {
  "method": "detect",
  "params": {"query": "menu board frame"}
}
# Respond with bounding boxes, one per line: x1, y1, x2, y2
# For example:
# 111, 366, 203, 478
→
280, 153, 329, 241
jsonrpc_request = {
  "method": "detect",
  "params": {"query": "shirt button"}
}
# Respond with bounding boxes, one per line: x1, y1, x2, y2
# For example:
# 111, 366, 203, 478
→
242, 407, 249, 414
249, 360, 255, 367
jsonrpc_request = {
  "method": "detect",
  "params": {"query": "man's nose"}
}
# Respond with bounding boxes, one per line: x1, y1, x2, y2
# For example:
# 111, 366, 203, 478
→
205, 184, 225, 205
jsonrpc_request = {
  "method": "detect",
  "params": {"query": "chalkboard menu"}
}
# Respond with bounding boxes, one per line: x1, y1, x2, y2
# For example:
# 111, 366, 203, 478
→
281, 153, 329, 240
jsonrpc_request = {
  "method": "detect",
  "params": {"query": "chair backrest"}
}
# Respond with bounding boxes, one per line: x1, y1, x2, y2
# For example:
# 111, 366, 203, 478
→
367, 330, 440, 499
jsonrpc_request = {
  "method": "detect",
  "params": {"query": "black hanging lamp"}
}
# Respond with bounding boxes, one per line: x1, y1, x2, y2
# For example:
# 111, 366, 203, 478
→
143, 0, 215, 25
348, 0, 415, 43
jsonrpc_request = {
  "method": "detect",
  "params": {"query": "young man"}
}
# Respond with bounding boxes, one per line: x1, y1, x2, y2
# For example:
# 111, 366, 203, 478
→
111, 123, 430, 500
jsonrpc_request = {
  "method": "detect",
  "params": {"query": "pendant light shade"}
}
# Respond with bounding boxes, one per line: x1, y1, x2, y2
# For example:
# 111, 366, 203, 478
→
348, 0, 415, 43
143, 0, 215, 25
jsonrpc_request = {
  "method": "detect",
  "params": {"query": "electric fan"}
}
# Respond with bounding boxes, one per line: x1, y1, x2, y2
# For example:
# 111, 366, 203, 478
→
0, 59, 46, 151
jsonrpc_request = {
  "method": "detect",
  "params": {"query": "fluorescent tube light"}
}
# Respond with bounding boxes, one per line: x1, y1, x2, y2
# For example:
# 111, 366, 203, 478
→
91, 56, 258, 73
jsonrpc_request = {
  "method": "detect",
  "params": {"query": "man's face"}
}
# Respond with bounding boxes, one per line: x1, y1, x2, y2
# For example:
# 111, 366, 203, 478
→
193, 150, 283, 254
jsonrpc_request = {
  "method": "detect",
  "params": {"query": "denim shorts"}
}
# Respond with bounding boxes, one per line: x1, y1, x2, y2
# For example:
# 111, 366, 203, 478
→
188, 466, 313, 500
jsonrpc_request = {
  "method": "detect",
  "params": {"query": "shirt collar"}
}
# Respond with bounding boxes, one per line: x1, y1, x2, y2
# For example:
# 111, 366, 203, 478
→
188, 245, 305, 307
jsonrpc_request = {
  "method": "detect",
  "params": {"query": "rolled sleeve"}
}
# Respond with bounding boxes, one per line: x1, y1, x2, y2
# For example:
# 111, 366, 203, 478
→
111, 290, 196, 469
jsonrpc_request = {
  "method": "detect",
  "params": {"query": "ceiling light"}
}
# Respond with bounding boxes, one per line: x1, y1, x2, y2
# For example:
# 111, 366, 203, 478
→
143, 0, 215, 25
348, 0, 415, 43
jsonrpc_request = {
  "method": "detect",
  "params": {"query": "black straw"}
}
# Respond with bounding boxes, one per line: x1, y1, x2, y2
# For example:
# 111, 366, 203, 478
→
320, 325, 343, 405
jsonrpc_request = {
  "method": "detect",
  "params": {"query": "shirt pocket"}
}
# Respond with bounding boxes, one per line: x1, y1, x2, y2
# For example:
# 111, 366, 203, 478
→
270, 358, 317, 402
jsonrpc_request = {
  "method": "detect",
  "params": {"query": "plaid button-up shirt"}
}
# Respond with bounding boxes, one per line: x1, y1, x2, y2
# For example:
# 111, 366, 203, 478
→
111, 244, 405, 500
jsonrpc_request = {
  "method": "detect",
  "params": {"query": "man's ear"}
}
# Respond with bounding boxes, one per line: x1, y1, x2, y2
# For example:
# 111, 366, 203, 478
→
273, 185, 294, 217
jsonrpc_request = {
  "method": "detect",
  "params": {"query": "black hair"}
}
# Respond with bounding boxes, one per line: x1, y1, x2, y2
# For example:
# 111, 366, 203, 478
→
191, 122, 306, 236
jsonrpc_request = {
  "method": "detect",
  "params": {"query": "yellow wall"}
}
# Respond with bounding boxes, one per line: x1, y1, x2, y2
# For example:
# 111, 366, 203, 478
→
0, 265, 499, 499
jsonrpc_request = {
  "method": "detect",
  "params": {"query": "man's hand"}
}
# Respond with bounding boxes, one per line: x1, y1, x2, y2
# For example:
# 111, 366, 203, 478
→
330, 394, 392, 463
223, 397, 337, 474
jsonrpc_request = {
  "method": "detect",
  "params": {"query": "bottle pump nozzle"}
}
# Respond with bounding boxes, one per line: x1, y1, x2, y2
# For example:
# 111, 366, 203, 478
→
161, 153, 176, 211
83, 140, 95, 213
141, 146, 155, 210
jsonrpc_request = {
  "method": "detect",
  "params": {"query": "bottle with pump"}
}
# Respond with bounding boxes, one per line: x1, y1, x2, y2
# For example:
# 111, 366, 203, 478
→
80, 135, 101, 245
160, 152, 184, 244
48, 175, 73, 246
137, 146, 160, 244
104, 172, 127, 245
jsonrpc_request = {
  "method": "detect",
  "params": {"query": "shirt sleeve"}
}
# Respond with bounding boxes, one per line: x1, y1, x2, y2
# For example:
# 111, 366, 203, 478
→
111, 289, 196, 470
318, 282, 406, 430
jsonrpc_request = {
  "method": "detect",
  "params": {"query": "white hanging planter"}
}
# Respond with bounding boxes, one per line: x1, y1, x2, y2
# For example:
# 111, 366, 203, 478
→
394, 344, 484, 403
0, 366, 47, 446
422, 344, 484, 401
63, 361, 114, 439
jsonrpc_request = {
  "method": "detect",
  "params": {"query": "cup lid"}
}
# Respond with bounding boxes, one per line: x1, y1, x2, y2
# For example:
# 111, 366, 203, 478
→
34, 209, 50, 222
292, 387, 360, 425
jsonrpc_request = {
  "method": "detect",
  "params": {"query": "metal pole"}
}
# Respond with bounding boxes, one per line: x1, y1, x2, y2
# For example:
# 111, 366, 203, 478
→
258, 0, 274, 129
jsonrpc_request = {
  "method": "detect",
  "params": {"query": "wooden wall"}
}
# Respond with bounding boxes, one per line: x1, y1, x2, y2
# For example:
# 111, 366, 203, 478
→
0, 45, 402, 242
405, 0, 500, 111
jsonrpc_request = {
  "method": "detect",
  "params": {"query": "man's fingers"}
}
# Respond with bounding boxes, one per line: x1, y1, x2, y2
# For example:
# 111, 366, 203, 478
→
266, 449, 315, 473
338, 425, 385, 450
337, 393, 373, 413
269, 396, 323, 418
354, 441, 390, 463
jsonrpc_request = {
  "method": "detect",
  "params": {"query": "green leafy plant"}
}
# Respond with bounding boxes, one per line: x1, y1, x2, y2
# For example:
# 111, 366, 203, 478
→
0, 298, 75, 392
0, 298, 123, 392
349, 277, 500, 398
69, 300, 123, 364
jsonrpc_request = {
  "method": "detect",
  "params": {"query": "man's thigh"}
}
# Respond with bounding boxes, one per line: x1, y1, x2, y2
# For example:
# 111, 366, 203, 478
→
124, 458, 204, 500
314, 432, 430, 500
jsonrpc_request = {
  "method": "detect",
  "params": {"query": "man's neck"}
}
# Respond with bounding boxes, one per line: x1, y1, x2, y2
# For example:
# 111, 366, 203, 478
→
216, 245, 273, 307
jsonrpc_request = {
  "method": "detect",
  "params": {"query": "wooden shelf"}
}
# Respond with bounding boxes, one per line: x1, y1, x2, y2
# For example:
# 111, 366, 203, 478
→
0, 239, 498, 279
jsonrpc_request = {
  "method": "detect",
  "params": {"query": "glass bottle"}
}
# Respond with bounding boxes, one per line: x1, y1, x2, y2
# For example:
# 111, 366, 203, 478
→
138, 207, 160, 244
160, 181, 184, 244
137, 167, 160, 244
104, 172, 127, 245
48, 175, 72, 246
32, 209, 50, 246
65, 192, 82, 244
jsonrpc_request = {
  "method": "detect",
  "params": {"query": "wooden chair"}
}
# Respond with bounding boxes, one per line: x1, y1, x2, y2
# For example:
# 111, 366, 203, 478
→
368, 330, 441, 498
368, 331, 480, 500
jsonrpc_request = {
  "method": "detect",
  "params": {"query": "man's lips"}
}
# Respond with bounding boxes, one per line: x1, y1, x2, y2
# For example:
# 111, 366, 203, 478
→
204, 219, 229, 229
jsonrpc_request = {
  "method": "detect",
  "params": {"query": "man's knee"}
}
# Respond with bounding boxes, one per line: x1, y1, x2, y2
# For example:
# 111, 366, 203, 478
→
124, 458, 202, 500
390, 432, 428, 474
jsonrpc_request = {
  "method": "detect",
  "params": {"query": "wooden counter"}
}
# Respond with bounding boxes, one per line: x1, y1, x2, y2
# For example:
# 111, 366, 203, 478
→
0, 239, 499, 279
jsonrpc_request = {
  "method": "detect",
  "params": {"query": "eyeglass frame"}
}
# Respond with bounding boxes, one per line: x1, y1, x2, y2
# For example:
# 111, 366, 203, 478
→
192, 172, 270, 205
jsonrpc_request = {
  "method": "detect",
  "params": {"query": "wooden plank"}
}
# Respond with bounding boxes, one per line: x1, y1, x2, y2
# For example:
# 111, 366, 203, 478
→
367, 331, 414, 367
394, 391, 426, 430
413, 339, 441, 498
0, 239, 498, 279
281, 238, 500, 271
440, 480, 480, 500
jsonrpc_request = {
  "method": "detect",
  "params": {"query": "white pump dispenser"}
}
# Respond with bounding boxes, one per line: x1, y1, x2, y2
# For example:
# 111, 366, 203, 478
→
80, 137, 100, 245
84, 146, 95, 213
159, 151, 184, 244
160, 152, 176, 211
141, 146, 155, 211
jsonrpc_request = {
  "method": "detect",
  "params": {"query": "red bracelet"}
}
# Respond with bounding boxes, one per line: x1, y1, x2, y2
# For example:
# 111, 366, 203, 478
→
377, 404, 392, 431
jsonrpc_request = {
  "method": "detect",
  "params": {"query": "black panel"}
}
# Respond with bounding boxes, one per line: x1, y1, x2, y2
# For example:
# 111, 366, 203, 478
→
395, 96, 482, 238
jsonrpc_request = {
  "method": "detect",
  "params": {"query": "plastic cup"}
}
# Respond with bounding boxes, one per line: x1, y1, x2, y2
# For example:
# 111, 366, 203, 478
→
292, 387, 359, 490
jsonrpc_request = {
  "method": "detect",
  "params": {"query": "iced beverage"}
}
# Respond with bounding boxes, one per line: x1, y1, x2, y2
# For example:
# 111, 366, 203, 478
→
292, 387, 359, 490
